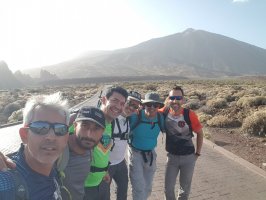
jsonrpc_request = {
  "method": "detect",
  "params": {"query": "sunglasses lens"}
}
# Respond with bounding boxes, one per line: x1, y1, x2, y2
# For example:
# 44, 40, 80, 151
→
29, 121, 68, 136
29, 121, 50, 135
169, 96, 183, 101
54, 124, 69, 136
146, 103, 159, 108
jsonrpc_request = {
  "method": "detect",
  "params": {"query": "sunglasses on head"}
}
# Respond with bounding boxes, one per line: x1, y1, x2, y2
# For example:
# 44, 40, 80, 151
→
27, 121, 68, 136
126, 101, 139, 110
145, 102, 161, 108
169, 96, 183, 101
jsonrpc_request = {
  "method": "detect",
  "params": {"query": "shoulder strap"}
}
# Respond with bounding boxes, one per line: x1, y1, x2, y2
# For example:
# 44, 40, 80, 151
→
9, 169, 29, 200
157, 112, 165, 133
183, 108, 193, 137
130, 110, 142, 131
163, 107, 170, 119
56, 145, 70, 173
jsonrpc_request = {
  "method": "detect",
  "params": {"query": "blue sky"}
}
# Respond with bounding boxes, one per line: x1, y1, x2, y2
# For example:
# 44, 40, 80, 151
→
0, 0, 265, 71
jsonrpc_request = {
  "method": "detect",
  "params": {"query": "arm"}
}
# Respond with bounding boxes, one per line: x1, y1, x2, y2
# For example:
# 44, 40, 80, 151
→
195, 129, 203, 157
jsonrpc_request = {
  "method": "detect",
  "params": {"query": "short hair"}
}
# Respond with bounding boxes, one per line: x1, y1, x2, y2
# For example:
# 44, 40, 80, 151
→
105, 86, 128, 100
23, 92, 70, 126
171, 85, 184, 96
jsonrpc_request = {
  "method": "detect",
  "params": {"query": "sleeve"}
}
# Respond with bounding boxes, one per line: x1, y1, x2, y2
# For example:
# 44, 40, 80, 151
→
189, 110, 202, 133
0, 172, 16, 200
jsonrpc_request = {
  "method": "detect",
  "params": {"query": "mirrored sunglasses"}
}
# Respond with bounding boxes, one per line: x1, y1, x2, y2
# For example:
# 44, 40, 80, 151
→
169, 96, 183, 101
145, 102, 160, 108
27, 121, 68, 136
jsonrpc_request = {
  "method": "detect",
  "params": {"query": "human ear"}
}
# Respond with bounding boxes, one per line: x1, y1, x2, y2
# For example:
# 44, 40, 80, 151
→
19, 127, 28, 144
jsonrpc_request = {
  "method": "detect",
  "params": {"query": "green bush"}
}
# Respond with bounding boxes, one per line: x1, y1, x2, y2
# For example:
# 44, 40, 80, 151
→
242, 110, 266, 137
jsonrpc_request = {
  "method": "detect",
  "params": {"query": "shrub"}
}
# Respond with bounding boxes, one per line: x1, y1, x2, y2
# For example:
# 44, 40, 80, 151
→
144, 84, 157, 91
236, 96, 266, 107
242, 110, 266, 137
206, 98, 227, 109
185, 99, 201, 110
198, 105, 217, 115
198, 112, 212, 123
207, 115, 241, 128
3, 102, 21, 117
8, 109, 23, 123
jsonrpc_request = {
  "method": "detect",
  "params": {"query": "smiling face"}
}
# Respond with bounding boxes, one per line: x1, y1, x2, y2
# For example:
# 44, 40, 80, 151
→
168, 89, 184, 112
102, 91, 126, 122
74, 120, 104, 149
19, 107, 69, 171
123, 99, 140, 116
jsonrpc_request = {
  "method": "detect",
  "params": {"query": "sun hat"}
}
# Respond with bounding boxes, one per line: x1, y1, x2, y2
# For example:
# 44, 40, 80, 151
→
141, 92, 164, 107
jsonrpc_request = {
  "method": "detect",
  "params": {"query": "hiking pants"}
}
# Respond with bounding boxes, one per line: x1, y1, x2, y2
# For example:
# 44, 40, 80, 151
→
108, 159, 129, 200
129, 148, 157, 200
83, 180, 110, 200
164, 153, 196, 200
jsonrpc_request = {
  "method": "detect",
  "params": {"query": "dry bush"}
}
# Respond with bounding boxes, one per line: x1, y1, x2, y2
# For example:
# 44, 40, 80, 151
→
242, 110, 266, 137
3, 102, 21, 117
206, 98, 227, 109
197, 112, 212, 123
207, 115, 241, 128
144, 84, 157, 91
184, 99, 201, 110
198, 105, 217, 115
236, 96, 266, 107
8, 109, 23, 123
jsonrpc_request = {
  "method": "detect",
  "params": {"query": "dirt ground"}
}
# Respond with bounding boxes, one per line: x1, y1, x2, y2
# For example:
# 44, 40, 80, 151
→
205, 127, 266, 171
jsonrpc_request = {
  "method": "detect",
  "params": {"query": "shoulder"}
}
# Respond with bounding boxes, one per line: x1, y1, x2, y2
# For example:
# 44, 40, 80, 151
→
0, 170, 16, 191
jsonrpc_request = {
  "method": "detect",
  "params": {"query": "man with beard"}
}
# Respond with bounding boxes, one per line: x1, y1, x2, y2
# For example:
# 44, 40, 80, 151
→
159, 85, 203, 200
84, 86, 128, 200
59, 106, 106, 200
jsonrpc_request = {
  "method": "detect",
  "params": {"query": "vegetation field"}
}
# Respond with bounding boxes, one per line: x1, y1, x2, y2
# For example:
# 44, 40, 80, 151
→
0, 78, 265, 170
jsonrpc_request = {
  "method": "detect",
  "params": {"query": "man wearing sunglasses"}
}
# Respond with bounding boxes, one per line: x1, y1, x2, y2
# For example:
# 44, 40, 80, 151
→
159, 85, 203, 200
128, 92, 165, 200
107, 91, 142, 200
0, 92, 70, 200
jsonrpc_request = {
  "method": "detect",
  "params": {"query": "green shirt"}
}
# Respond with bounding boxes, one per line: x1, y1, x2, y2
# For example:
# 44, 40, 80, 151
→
84, 123, 113, 187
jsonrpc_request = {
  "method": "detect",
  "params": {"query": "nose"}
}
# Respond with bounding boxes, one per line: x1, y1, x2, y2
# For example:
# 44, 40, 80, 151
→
45, 128, 57, 139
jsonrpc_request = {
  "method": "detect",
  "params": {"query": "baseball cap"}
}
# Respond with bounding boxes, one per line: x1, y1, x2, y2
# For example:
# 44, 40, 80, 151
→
128, 91, 141, 102
74, 106, 105, 128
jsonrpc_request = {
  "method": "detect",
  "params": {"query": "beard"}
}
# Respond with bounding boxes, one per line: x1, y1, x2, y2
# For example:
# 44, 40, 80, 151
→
76, 136, 99, 150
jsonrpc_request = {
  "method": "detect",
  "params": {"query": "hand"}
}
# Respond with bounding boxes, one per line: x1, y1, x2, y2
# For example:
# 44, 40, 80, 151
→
102, 172, 111, 184
0, 152, 16, 171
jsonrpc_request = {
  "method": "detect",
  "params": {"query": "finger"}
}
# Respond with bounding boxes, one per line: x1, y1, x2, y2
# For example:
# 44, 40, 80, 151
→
6, 157, 16, 169
0, 158, 8, 171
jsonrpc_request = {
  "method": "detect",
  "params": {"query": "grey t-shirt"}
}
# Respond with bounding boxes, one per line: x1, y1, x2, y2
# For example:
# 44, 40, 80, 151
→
62, 147, 91, 200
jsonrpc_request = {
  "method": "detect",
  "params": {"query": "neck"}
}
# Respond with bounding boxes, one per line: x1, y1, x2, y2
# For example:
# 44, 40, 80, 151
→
24, 148, 53, 176
68, 135, 86, 155
170, 107, 183, 115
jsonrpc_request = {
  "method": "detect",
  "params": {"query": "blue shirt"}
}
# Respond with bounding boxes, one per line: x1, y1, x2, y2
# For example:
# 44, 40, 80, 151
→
0, 144, 62, 200
129, 110, 164, 150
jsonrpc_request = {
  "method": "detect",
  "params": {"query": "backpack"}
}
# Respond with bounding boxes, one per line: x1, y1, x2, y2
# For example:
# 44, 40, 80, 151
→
163, 107, 193, 138
111, 117, 130, 140
128, 109, 165, 145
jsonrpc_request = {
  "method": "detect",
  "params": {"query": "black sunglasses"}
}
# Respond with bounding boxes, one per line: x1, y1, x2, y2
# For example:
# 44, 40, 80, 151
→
27, 121, 68, 136
126, 101, 139, 110
169, 96, 183, 101
145, 102, 161, 108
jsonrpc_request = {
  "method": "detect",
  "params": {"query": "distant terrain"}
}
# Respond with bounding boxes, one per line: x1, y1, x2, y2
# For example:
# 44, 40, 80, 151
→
1, 28, 266, 90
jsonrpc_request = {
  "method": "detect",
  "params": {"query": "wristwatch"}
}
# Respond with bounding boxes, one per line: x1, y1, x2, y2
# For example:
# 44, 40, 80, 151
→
195, 152, 201, 156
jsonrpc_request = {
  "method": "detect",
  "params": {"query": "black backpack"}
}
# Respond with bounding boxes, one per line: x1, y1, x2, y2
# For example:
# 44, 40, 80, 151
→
162, 107, 193, 137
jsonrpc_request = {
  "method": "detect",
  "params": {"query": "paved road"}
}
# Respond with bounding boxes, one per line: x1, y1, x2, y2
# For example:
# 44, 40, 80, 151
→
1, 85, 266, 200
110, 133, 266, 200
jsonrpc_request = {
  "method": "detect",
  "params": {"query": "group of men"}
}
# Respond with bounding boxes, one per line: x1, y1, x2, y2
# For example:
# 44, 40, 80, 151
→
0, 85, 203, 200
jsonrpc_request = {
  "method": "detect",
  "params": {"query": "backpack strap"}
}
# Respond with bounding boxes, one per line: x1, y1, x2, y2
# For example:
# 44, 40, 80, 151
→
9, 169, 29, 200
130, 110, 142, 131
183, 108, 193, 137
